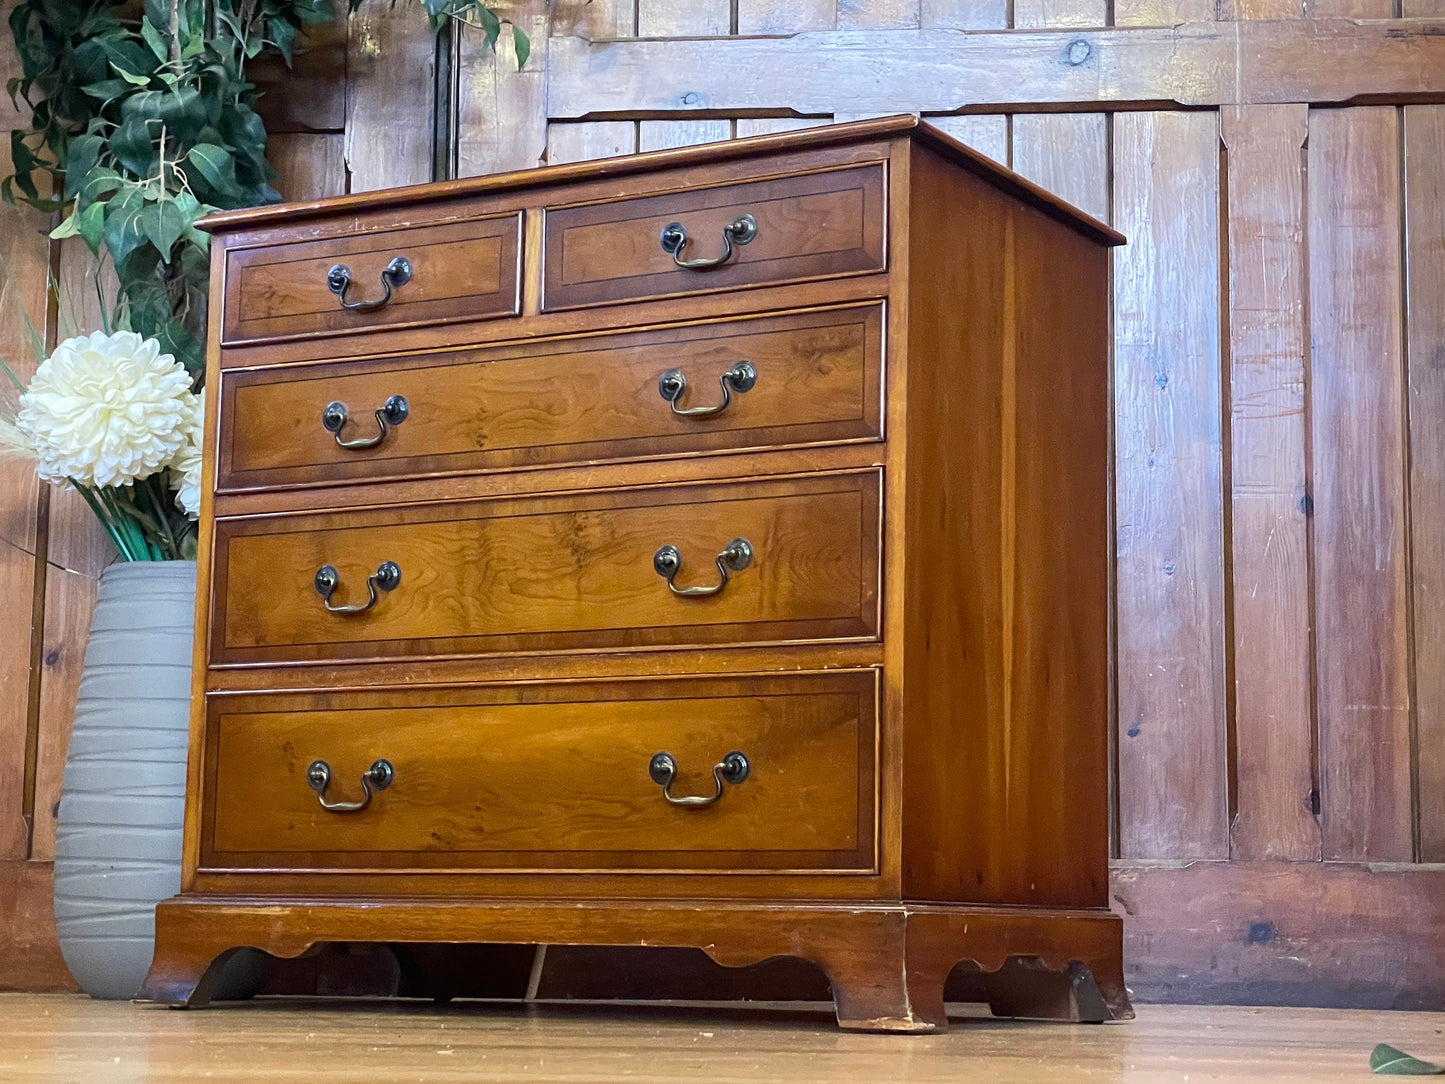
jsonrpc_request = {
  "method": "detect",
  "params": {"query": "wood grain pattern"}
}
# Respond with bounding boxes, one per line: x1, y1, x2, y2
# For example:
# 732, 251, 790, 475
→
218, 304, 884, 490
1221, 104, 1319, 861
900, 145, 1114, 912
547, 122, 638, 165
345, 0, 434, 192
1112, 111, 1227, 860
636, 0, 728, 35
920, 0, 1008, 28
0, 863, 74, 991
1011, 115, 1108, 224
542, 162, 887, 311
545, 20, 1445, 115
213, 471, 882, 664
267, 134, 347, 203
1113, 862, 1445, 1009
222, 214, 522, 344
1407, 104, 1445, 861
1308, 108, 1412, 862
923, 116, 1007, 164
552, 0, 635, 38
455, 0, 549, 178
204, 672, 876, 871
837, 0, 921, 27
636, 120, 732, 154
0, 198, 48, 863
737, 0, 836, 32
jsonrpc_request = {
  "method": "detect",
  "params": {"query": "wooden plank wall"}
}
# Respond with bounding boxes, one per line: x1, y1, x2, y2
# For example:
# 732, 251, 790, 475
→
4, 0, 1445, 1007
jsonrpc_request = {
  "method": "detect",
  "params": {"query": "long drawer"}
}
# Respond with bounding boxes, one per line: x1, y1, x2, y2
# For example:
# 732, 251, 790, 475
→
211, 471, 882, 665
542, 163, 886, 311
200, 670, 878, 873
216, 304, 885, 492
221, 213, 523, 345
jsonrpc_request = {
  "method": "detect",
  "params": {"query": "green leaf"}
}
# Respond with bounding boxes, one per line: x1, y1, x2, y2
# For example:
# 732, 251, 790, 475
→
111, 65, 153, 87
109, 115, 158, 176
512, 25, 530, 70
62, 132, 103, 197
1372, 1045, 1445, 1076
77, 167, 124, 207
140, 18, 169, 63
102, 185, 150, 265
80, 78, 135, 101
49, 209, 81, 240
139, 197, 185, 261
477, 6, 501, 49
186, 142, 239, 197
77, 198, 106, 254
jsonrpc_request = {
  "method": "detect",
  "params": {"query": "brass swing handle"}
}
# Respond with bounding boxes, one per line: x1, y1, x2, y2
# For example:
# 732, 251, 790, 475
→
326, 256, 412, 312
657, 362, 756, 418
307, 758, 393, 813
314, 561, 402, 614
648, 751, 750, 807
652, 537, 753, 598
322, 395, 409, 450
659, 214, 757, 270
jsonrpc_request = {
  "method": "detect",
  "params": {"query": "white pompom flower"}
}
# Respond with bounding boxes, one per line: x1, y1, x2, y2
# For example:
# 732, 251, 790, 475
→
17, 331, 198, 489
171, 397, 204, 519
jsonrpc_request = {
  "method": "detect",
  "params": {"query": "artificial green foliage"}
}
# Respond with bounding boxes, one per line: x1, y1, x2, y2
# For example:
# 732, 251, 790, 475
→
1372, 1044, 1445, 1076
5, 0, 524, 381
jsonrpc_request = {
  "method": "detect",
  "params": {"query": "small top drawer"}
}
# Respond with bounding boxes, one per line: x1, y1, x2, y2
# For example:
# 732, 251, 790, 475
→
222, 213, 522, 345
542, 163, 886, 312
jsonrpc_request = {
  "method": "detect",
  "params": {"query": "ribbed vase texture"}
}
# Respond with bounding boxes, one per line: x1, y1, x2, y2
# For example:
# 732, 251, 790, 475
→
52, 561, 195, 1000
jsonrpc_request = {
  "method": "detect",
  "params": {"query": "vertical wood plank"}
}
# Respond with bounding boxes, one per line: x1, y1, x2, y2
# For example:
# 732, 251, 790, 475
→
251, 18, 348, 136
638, 120, 731, 152
735, 118, 832, 137
268, 134, 348, 202
1221, 104, 1320, 860
1114, 0, 1213, 25
0, 123, 48, 861
1012, 114, 1109, 222
637, 0, 728, 35
920, 0, 1008, 27
456, 0, 549, 177
26, 245, 116, 862
345, 0, 435, 191
925, 115, 1009, 165
1113, 111, 1229, 859
1407, 104, 1445, 860
552, 0, 635, 37
737, 0, 836, 32
546, 122, 638, 165
1308, 107, 1412, 862
1010, 0, 1108, 226
837, 0, 921, 26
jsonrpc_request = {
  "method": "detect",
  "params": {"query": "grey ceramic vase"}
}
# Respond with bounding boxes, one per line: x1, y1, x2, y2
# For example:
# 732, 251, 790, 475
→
52, 560, 196, 1000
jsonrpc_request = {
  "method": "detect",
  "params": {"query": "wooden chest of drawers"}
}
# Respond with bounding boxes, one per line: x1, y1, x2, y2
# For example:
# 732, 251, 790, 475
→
140, 115, 1129, 1031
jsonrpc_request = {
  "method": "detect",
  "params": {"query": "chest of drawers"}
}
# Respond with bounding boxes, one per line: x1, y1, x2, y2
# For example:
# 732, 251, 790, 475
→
139, 115, 1129, 1031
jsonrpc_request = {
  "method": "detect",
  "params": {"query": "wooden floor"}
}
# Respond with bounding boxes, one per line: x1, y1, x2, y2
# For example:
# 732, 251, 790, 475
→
2, 995, 1442, 1082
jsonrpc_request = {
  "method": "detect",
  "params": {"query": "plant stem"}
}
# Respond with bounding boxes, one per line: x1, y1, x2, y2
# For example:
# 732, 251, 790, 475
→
70, 479, 134, 560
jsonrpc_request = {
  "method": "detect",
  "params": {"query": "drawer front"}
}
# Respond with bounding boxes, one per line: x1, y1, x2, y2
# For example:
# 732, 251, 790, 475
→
217, 304, 885, 492
201, 671, 879, 872
212, 472, 882, 665
542, 164, 886, 312
222, 213, 522, 345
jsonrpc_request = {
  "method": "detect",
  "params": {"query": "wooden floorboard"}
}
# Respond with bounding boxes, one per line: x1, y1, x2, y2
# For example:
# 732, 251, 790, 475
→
1, 996, 1442, 1081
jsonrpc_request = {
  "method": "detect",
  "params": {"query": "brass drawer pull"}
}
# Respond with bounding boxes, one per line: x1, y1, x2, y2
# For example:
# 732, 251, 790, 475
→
322, 395, 409, 450
306, 758, 394, 812
326, 256, 412, 312
657, 361, 757, 418
314, 561, 402, 614
652, 537, 753, 598
659, 214, 757, 271
648, 751, 750, 807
